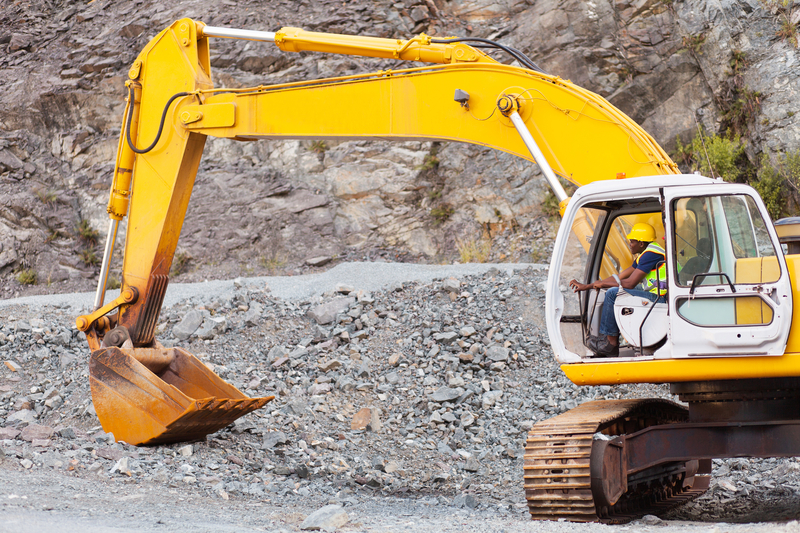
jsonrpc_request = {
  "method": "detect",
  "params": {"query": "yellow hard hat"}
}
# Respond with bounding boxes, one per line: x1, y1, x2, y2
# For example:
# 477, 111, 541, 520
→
627, 222, 656, 242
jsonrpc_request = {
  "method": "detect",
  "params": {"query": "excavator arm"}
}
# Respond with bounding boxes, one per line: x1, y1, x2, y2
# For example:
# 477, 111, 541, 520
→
80, 18, 677, 343
76, 18, 678, 446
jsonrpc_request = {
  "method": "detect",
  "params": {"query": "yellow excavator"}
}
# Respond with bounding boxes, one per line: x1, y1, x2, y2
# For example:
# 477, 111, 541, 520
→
75, 18, 800, 522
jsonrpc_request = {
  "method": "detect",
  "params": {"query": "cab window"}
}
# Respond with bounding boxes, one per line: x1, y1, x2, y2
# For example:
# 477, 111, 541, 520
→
672, 194, 779, 287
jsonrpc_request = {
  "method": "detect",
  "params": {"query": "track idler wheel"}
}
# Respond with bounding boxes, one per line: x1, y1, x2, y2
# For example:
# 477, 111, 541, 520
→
590, 437, 627, 508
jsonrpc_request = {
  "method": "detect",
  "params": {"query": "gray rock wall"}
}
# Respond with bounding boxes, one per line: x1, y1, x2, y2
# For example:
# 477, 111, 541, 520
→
0, 0, 797, 297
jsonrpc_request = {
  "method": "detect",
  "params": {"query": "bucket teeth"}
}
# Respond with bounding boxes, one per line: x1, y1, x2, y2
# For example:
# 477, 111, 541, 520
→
89, 346, 273, 446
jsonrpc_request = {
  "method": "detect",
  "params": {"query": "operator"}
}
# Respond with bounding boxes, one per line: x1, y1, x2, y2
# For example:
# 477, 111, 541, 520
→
568, 222, 667, 357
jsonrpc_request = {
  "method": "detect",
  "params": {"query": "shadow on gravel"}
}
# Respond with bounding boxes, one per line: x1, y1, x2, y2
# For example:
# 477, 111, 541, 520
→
667, 491, 800, 523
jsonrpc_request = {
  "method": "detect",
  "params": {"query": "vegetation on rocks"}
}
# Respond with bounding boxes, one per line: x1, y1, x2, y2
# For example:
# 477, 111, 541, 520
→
675, 130, 800, 220
674, 131, 748, 182
456, 237, 492, 263
14, 268, 36, 285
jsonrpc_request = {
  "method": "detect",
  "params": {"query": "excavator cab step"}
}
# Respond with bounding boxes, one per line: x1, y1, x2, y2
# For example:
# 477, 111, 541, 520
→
89, 346, 273, 446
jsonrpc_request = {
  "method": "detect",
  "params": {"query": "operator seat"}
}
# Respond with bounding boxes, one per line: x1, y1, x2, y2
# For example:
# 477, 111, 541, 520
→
613, 289, 668, 348
679, 238, 712, 285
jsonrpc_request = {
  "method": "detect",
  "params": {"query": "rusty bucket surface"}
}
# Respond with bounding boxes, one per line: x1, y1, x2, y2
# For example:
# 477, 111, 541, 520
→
89, 346, 273, 446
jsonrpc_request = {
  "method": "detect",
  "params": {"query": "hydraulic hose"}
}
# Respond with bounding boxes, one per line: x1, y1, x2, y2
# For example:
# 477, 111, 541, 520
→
125, 85, 190, 154
430, 37, 547, 74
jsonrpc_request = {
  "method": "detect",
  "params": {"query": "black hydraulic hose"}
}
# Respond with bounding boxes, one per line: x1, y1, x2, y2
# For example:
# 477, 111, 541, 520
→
468, 42, 539, 72
430, 37, 547, 74
506, 44, 547, 73
125, 85, 190, 154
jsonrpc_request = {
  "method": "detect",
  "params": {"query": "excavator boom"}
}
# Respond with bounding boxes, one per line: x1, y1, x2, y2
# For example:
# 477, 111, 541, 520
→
84, 18, 679, 345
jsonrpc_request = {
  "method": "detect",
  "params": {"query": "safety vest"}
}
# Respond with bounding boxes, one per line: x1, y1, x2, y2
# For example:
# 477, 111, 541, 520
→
641, 243, 667, 296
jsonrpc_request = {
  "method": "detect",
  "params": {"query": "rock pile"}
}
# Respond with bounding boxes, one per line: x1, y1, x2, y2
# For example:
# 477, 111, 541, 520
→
2, 266, 799, 522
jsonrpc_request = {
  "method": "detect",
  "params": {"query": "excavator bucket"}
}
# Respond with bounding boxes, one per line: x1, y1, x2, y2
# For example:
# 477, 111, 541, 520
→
89, 346, 273, 446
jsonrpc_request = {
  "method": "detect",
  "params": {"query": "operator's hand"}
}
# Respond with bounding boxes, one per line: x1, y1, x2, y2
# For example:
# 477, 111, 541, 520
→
569, 279, 595, 292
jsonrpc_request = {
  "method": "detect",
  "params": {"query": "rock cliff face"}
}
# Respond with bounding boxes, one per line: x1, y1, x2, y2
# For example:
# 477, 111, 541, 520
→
1, 0, 798, 298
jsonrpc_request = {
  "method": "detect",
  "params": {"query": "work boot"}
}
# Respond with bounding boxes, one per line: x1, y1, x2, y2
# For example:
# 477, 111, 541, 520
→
586, 335, 600, 352
589, 336, 619, 357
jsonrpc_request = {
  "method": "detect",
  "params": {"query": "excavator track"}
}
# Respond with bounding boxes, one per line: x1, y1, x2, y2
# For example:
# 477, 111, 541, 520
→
524, 398, 711, 523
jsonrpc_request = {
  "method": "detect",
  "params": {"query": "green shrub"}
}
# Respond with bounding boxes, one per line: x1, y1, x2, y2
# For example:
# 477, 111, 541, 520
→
106, 274, 121, 290
541, 178, 577, 218
416, 154, 439, 171
430, 204, 454, 224
542, 190, 561, 218
778, 12, 799, 48
309, 140, 328, 154
674, 131, 746, 182
753, 159, 785, 220
756, 150, 800, 219
681, 33, 706, 54
80, 249, 100, 266
16, 269, 37, 285
77, 219, 99, 244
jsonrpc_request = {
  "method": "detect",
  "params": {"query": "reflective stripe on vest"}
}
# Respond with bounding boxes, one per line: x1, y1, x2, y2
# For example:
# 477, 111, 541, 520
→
642, 243, 667, 296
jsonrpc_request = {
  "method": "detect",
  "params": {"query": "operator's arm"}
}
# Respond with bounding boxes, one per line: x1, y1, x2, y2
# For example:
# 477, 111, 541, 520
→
569, 266, 636, 292
619, 267, 647, 289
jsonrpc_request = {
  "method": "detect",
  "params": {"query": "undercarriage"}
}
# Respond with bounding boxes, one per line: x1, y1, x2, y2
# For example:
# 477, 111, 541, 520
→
523, 377, 800, 522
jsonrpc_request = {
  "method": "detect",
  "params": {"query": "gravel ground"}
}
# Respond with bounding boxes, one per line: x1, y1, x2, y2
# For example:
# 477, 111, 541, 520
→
1, 262, 800, 532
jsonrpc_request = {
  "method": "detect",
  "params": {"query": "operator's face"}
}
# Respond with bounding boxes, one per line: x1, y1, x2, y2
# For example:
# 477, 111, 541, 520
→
629, 239, 648, 254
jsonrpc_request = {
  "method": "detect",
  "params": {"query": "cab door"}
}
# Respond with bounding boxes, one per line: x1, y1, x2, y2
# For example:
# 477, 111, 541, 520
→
664, 186, 792, 357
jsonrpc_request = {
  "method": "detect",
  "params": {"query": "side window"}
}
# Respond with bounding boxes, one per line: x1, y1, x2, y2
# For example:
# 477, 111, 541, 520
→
557, 207, 607, 354
723, 195, 777, 259
673, 195, 779, 287
558, 207, 607, 317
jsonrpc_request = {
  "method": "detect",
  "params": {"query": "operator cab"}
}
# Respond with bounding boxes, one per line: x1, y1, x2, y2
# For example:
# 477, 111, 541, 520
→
546, 175, 793, 364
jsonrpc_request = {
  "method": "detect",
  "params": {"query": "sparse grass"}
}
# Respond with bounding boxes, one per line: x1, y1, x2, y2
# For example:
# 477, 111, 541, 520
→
16, 269, 37, 285
80, 248, 100, 266
35, 188, 57, 204
106, 274, 121, 290
721, 87, 762, 137
427, 189, 442, 200
778, 12, 799, 48
309, 140, 328, 154
260, 255, 287, 274
681, 33, 706, 54
45, 229, 65, 243
761, 1, 799, 47
77, 219, 99, 244
430, 204, 454, 224
542, 190, 561, 218
416, 154, 439, 171
170, 251, 192, 277
542, 178, 577, 219
456, 237, 492, 263
530, 239, 553, 264
713, 50, 762, 138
